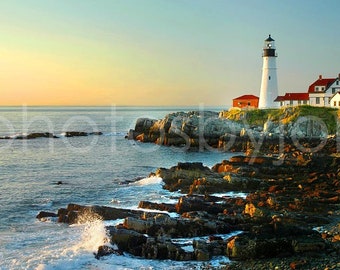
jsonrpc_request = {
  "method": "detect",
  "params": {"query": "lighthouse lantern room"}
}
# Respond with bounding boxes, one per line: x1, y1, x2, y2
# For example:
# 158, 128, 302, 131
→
259, 34, 279, 108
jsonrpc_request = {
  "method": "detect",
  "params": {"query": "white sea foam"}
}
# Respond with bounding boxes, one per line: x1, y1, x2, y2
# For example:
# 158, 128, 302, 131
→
22, 219, 112, 270
132, 176, 163, 186
68, 220, 110, 254
211, 191, 248, 199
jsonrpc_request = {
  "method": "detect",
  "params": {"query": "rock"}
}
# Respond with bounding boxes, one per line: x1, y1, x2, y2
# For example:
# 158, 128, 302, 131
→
175, 195, 225, 214
141, 237, 192, 260
155, 161, 255, 193
56, 203, 143, 224
227, 222, 327, 261
123, 217, 153, 232
95, 245, 123, 259
134, 118, 157, 133
64, 131, 88, 137
244, 203, 268, 218
138, 201, 177, 212
127, 111, 245, 148
292, 237, 326, 253
194, 248, 211, 261
155, 162, 221, 193
62, 131, 103, 137
89, 131, 103, 136
15, 132, 58, 139
107, 226, 192, 260
36, 211, 58, 220
289, 260, 308, 270
109, 227, 148, 256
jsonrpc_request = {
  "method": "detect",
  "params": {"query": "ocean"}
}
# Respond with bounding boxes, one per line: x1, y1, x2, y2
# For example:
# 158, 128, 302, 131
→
0, 106, 239, 270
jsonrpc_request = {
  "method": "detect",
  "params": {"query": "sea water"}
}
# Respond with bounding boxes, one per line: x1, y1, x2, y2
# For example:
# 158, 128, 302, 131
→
0, 106, 240, 270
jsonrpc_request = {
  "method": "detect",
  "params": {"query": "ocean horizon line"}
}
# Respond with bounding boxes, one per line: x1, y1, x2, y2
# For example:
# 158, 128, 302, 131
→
0, 104, 231, 110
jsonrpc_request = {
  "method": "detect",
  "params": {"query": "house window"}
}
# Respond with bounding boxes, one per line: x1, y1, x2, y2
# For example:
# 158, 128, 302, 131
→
334, 101, 337, 107
269, 76, 271, 80
337, 81, 339, 85
316, 97, 320, 104
290, 100, 293, 105
338, 101, 340, 107
303, 100, 307, 105
332, 88, 336, 94
298, 100, 301, 105
315, 87, 319, 92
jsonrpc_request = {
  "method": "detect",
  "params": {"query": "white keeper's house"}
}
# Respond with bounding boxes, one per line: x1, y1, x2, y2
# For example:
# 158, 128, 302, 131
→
275, 74, 340, 107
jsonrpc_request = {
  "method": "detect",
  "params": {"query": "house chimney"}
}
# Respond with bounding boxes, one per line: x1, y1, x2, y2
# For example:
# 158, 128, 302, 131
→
319, 75, 322, 80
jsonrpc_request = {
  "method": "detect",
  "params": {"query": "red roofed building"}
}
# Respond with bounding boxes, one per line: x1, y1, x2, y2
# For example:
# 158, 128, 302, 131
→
233, 95, 259, 109
274, 93, 309, 106
274, 73, 340, 108
308, 74, 340, 106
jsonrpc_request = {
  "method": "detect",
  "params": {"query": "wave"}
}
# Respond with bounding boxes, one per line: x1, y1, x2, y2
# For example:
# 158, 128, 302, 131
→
131, 176, 163, 186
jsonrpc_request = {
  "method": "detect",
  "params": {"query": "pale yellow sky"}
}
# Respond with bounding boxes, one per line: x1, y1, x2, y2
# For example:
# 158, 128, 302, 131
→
1, 1, 339, 106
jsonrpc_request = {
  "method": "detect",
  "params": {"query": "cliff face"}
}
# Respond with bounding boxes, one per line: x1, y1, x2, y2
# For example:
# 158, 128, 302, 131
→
128, 110, 244, 149
127, 106, 339, 153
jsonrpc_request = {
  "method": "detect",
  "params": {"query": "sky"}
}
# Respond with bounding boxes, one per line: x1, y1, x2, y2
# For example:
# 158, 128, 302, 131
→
0, 0, 340, 106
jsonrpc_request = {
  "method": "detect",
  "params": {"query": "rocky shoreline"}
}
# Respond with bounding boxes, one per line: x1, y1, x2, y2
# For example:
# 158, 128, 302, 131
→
37, 147, 340, 269
37, 109, 340, 268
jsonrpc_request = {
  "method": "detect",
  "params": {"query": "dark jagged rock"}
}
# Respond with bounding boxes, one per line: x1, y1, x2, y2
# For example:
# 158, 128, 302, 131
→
95, 245, 123, 259
155, 161, 262, 193
56, 204, 144, 224
0, 131, 103, 139
138, 201, 177, 212
64, 131, 88, 137
10, 132, 58, 139
227, 222, 326, 260
36, 211, 58, 220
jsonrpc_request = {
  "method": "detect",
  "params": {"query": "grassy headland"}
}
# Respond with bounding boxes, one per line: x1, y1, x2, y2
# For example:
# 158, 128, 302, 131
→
220, 105, 339, 135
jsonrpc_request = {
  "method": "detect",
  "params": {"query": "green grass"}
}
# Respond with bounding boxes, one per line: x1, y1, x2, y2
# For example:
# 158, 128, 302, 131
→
221, 105, 339, 134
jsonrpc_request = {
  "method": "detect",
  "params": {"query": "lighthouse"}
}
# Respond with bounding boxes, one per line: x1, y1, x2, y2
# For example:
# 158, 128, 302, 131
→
259, 34, 279, 108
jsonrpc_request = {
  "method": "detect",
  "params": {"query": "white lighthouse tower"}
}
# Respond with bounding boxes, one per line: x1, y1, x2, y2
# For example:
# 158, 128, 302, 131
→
259, 34, 279, 108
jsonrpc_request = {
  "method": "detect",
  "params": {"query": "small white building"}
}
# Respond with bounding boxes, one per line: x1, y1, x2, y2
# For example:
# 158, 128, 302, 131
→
330, 92, 340, 108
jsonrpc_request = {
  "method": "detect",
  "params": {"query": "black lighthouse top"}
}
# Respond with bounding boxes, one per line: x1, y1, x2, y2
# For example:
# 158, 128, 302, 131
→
265, 34, 275, 42
263, 34, 276, 57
